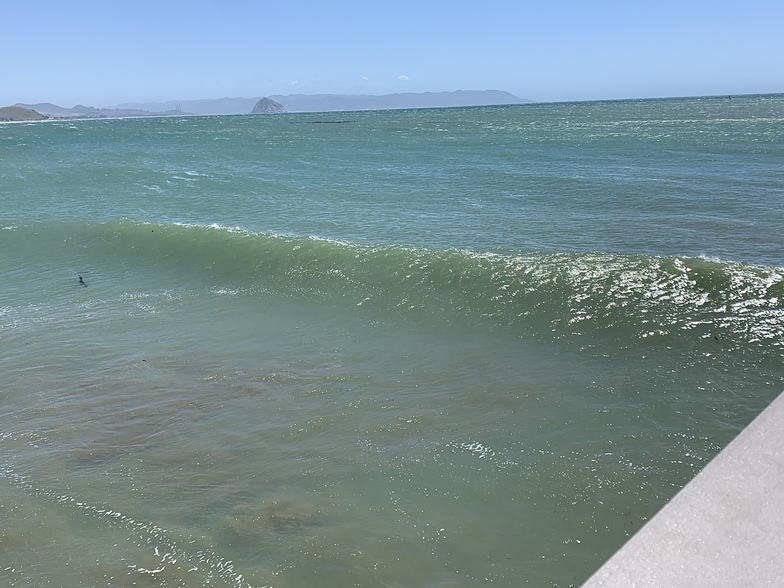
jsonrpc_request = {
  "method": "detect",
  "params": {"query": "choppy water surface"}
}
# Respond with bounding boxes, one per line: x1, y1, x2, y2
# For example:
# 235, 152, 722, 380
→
1, 94, 783, 587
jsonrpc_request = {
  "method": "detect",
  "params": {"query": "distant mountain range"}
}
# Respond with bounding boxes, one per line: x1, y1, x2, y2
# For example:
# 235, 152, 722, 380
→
12, 102, 182, 119
270, 90, 529, 113
8, 90, 529, 120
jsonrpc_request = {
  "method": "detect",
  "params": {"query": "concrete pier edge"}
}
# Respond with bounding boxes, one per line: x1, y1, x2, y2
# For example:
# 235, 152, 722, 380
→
582, 390, 784, 587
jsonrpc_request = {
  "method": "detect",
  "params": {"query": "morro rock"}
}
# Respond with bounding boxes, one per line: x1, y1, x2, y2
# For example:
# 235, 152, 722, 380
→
251, 97, 286, 114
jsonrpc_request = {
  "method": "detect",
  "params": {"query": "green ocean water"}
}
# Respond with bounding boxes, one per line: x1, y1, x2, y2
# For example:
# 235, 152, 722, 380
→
1, 95, 783, 587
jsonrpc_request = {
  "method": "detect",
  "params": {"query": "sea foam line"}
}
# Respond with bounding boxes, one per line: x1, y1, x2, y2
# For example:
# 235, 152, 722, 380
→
0, 462, 265, 588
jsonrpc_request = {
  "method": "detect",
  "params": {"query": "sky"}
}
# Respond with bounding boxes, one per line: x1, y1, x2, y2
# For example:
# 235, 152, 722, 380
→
2, 0, 782, 107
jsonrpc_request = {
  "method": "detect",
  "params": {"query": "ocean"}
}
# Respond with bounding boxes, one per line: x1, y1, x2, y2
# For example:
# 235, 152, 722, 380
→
1, 94, 782, 587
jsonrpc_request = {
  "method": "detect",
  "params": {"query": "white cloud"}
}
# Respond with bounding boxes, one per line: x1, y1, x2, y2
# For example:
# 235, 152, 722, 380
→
290, 80, 299, 86
361, 76, 369, 81
397, 75, 409, 81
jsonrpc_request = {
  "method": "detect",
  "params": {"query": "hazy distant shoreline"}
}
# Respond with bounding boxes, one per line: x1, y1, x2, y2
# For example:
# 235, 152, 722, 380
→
4, 90, 529, 121
5, 92, 776, 123
120, 90, 530, 115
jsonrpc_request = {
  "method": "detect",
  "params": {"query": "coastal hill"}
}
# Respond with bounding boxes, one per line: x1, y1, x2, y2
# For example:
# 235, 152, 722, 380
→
0, 106, 46, 121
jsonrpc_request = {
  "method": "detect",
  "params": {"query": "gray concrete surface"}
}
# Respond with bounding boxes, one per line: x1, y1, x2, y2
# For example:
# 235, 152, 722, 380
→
583, 391, 784, 587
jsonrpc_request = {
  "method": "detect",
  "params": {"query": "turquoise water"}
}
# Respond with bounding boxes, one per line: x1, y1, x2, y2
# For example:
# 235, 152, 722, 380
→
1, 95, 783, 587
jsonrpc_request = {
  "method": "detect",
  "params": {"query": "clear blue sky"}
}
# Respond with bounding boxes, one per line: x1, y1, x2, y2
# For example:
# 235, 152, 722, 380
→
2, 0, 782, 107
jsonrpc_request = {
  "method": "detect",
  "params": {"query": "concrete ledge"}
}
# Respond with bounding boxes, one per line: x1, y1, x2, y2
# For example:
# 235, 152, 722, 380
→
583, 391, 784, 587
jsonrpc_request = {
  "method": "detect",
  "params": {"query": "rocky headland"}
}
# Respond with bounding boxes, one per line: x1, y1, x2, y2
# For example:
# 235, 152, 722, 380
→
0, 106, 46, 121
